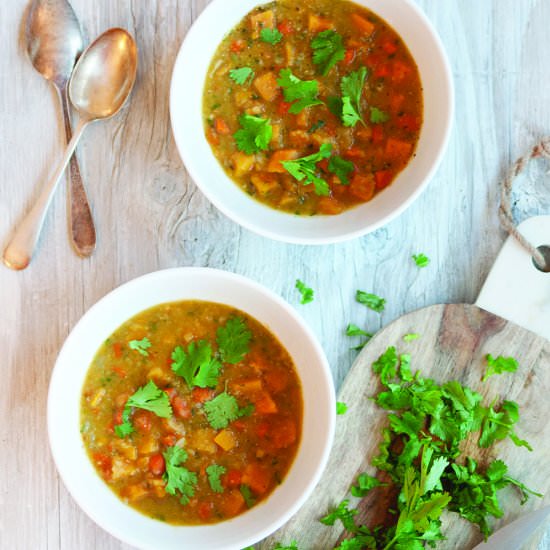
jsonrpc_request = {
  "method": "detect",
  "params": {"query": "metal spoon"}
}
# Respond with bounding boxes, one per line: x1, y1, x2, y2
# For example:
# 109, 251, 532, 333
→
26, 0, 97, 257
3, 28, 138, 270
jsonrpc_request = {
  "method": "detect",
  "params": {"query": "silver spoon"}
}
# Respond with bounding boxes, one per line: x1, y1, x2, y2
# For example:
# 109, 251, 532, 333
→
3, 28, 138, 270
26, 0, 96, 258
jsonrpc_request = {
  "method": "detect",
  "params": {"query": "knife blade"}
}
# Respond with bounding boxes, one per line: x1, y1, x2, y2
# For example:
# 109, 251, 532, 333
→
472, 506, 550, 550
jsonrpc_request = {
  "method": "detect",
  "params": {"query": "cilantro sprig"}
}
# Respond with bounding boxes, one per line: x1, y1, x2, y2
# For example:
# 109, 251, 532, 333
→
206, 464, 226, 493
328, 155, 354, 184
203, 391, 254, 430
311, 30, 345, 75
129, 337, 151, 357
482, 354, 518, 382
295, 279, 314, 304
412, 253, 430, 268
234, 114, 272, 154
216, 317, 252, 365
229, 67, 254, 85
277, 69, 324, 114
341, 67, 368, 127
281, 143, 332, 195
163, 446, 198, 504
171, 340, 221, 389
260, 27, 283, 45
356, 290, 386, 313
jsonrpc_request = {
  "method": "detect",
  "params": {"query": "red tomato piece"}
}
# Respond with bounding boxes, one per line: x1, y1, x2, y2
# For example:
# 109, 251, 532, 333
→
344, 49, 356, 65
149, 454, 166, 476
112, 342, 123, 358
277, 20, 293, 35
223, 469, 243, 488
256, 421, 269, 438
396, 114, 420, 132
198, 501, 214, 521
371, 125, 384, 145
374, 170, 394, 190
133, 410, 152, 433
161, 434, 177, 447
277, 101, 292, 116
374, 64, 391, 78
230, 40, 245, 53
93, 452, 112, 479
382, 40, 398, 54
172, 395, 191, 419
192, 387, 214, 403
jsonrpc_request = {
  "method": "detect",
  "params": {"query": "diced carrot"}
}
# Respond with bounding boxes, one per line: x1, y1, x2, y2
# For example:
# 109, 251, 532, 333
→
344, 49, 356, 65
254, 392, 278, 414
308, 14, 333, 32
264, 368, 289, 393
206, 127, 219, 146
351, 13, 375, 35
371, 125, 384, 145
385, 138, 412, 159
270, 416, 297, 449
161, 434, 177, 447
172, 395, 191, 419
198, 501, 214, 521
382, 40, 398, 55
349, 174, 375, 201
112, 365, 126, 378
230, 40, 246, 53
253, 71, 280, 102
317, 197, 343, 215
223, 469, 242, 488
256, 421, 269, 438
192, 387, 215, 403
396, 114, 421, 132
113, 407, 124, 426
243, 463, 272, 495
149, 453, 166, 476
393, 61, 411, 82
277, 101, 292, 116
267, 149, 301, 173
133, 411, 152, 433
344, 147, 366, 160
374, 170, 394, 190
232, 419, 246, 431
277, 20, 293, 35
112, 342, 123, 358
220, 489, 245, 517
214, 429, 237, 451
93, 452, 112, 479
295, 109, 309, 129
214, 117, 230, 135
231, 378, 263, 394
164, 387, 177, 399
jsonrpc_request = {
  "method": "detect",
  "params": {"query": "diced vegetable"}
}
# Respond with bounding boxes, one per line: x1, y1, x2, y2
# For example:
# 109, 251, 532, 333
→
214, 429, 237, 451
253, 72, 280, 102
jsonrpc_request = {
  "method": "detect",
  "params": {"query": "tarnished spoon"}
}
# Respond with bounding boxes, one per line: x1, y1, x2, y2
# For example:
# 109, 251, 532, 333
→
26, 0, 96, 257
3, 28, 138, 270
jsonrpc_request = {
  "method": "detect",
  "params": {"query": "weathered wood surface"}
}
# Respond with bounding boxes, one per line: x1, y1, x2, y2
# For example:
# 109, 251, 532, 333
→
258, 304, 550, 549
1, 0, 550, 549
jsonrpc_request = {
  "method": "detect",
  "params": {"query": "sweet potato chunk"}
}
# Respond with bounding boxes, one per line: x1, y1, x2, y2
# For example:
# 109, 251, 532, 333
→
253, 72, 280, 102
250, 10, 275, 38
231, 151, 255, 177
349, 174, 375, 201
267, 149, 301, 173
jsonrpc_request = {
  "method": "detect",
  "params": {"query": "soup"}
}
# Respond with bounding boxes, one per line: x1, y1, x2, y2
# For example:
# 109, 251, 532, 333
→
203, 0, 423, 215
80, 300, 302, 525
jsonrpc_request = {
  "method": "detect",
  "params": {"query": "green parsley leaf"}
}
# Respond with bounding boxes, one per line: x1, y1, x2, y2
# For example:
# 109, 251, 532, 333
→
171, 340, 221, 389
311, 30, 345, 75
403, 333, 420, 342
277, 68, 323, 114
234, 114, 272, 154
351, 473, 386, 497
336, 401, 348, 415
369, 106, 390, 123
372, 346, 398, 385
412, 253, 430, 268
260, 27, 283, 44
229, 67, 254, 85
482, 354, 519, 382
203, 391, 252, 429
240, 484, 256, 508
356, 290, 386, 312
320, 500, 358, 533
216, 317, 252, 364
206, 464, 226, 493
328, 155, 354, 184
346, 323, 371, 338
341, 67, 368, 127
281, 143, 332, 195
129, 337, 151, 356
273, 542, 299, 550
163, 446, 198, 504
295, 279, 314, 304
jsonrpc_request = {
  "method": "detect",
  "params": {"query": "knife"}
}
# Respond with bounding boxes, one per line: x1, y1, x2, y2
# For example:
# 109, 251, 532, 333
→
472, 506, 550, 550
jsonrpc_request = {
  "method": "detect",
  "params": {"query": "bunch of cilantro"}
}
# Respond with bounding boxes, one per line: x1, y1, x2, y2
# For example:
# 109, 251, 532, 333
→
319, 347, 541, 549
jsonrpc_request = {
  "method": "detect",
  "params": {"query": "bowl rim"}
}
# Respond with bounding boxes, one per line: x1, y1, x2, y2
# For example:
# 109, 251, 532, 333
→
47, 267, 335, 550
169, 0, 455, 245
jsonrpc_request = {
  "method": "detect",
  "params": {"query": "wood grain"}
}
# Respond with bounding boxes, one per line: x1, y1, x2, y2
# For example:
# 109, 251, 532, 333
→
1, 0, 550, 549
259, 304, 550, 549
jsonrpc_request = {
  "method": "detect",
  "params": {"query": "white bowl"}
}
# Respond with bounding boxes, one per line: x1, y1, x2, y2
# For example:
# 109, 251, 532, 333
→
170, 0, 454, 244
48, 268, 335, 550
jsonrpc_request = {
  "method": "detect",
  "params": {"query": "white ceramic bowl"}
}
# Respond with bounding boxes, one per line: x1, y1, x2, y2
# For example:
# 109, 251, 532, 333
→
48, 268, 335, 550
170, 0, 453, 244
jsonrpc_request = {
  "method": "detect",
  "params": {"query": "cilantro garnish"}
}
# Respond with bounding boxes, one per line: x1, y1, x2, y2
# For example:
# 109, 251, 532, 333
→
295, 279, 314, 304
206, 464, 226, 493
412, 253, 430, 268
482, 354, 518, 382
281, 143, 332, 195
129, 337, 151, 356
260, 27, 283, 45
115, 380, 172, 438
277, 69, 324, 114
350, 473, 386, 497
203, 391, 253, 430
216, 317, 252, 364
234, 114, 272, 154
341, 67, 368, 127
273, 542, 299, 550
240, 484, 256, 508
336, 401, 348, 415
311, 30, 345, 75
229, 67, 254, 85
346, 324, 371, 337
403, 333, 420, 342
320, 500, 358, 532
369, 106, 390, 124
171, 340, 221, 389
163, 446, 198, 504
328, 155, 354, 184
356, 290, 386, 312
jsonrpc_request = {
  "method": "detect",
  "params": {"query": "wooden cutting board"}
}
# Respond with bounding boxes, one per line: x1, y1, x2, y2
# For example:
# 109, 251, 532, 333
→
257, 304, 550, 549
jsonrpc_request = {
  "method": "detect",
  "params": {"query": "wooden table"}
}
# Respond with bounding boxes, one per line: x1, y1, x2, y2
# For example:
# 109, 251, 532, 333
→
1, 1, 549, 548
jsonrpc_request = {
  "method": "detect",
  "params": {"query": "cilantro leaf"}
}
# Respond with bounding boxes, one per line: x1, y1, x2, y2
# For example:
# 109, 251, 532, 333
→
351, 473, 386, 497
320, 500, 358, 532
336, 401, 348, 415
328, 155, 354, 184
260, 27, 283, 44
370, 107, 390, 123
216, 317, 252, 364
281, 143, 332, 195
277, 68, 323, 114
171, 340, 221, 389
346, 323, 371, 337
356, 290, 386, 312
206, 464, 226, 493
340, 67, 368, 127
412, 253, 430, 268
229, 67, 254, 85
129, 337, 151, 356
372, 346, 399, 385
240, 484, 256, 508
482, 354, 519, 382
295, 279, 314, 304
163, 446, 198, 504
234, 114, 272, 154
203, 391, 251, 429
273, 542, 299, 550
311, 30, 345, 75
403, 333, 420, 342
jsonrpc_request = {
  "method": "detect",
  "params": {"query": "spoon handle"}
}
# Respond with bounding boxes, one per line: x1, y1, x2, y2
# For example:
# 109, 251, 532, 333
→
3, 118, 88, 270
58, 85, 96, 257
